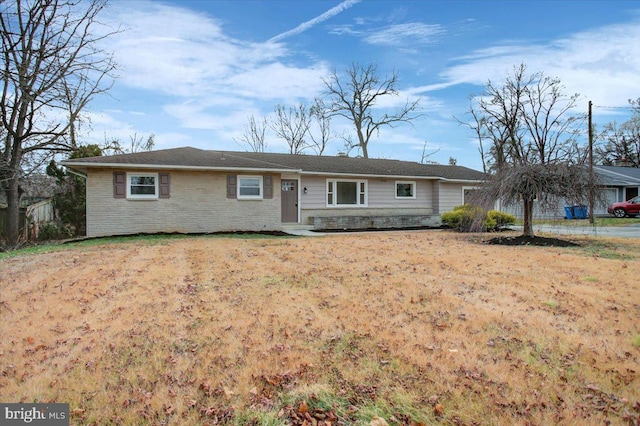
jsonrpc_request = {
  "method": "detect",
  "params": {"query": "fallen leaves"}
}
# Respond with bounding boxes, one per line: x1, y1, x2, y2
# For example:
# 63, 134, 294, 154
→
1, 233, 639, 425
577, 383, 640, 422
279, 401, 338, 426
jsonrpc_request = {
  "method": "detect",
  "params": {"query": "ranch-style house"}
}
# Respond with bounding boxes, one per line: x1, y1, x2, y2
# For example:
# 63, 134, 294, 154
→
62, 147, 486, 237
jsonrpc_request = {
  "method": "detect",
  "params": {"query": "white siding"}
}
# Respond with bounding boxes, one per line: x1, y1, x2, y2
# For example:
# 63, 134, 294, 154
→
298, 175, 437, 225
299, 176, 327, 208
437, 182, 465, 213
299, 175, 433, 208
87, 169, 282, 237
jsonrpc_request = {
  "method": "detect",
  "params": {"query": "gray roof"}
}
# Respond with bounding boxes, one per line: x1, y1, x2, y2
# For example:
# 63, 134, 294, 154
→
594, 165, 640, 186
62, 147, 486, 182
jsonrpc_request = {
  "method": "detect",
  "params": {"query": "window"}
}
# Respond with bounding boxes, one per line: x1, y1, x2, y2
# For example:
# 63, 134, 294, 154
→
238, 176, 263, 199
127, 173, 158, 199
281, 181, 295, 191
396, 181, 416, 199
326, 179, 367, 206
462, 186, 481, 205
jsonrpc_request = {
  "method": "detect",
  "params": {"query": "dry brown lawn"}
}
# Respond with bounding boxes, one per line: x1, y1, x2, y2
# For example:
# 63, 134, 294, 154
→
0, 230, 639, 425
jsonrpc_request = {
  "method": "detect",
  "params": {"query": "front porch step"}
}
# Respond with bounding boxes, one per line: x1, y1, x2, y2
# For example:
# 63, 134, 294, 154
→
281, 223, 315, 231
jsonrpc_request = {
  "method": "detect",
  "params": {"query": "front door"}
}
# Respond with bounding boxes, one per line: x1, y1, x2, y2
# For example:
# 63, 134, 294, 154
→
281, 180, 298, 223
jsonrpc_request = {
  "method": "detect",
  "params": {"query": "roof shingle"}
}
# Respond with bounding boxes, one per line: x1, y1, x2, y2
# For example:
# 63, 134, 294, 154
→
62, 147, 486, 181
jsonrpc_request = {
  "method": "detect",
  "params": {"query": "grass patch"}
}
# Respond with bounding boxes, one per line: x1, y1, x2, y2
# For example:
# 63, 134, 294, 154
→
572, 238, 639, 260
0, 241, 65, 259
0, 232, 294, 260
632, 335, 640, 349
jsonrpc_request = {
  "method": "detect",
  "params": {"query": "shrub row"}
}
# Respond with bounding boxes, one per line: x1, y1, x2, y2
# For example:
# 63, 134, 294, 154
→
441, 205, 515, 232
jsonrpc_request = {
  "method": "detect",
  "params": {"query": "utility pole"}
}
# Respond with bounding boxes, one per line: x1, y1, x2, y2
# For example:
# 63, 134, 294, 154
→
588, 100, 594, 224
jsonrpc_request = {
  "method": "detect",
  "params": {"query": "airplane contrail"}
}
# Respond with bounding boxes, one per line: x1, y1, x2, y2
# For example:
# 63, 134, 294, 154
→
268, 0, 361, 43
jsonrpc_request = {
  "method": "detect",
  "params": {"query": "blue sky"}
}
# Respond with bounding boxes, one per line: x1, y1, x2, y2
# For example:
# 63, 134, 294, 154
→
87, 0, 640, 171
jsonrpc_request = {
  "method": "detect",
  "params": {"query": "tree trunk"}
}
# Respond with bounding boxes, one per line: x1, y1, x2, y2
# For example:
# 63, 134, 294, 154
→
361, 143, 368, 158
4, 176, 21, 246
522, 197, 535, 237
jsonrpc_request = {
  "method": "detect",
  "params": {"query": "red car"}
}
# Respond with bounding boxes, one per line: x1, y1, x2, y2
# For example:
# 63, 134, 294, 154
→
608, 196, 640, 218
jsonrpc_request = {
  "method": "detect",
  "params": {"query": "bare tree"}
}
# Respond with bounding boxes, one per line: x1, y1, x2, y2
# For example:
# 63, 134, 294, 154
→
468, 64, 591, 237
595, 99, 640, 167
322, 62, 421, 158
456, 103, 493, 173
308, 98, 332, 155
0, 0, 118, 246
104, 133, 155, 155
235, 115, 268, 153
420, 141, 440, 164
270, 104, 311, 155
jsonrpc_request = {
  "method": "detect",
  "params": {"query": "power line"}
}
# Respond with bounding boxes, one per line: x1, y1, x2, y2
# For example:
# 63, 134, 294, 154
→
593, 104, 636, 111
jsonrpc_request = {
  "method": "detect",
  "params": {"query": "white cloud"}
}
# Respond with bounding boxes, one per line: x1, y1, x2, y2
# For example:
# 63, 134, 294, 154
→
96, 1, 337, 136
363, 22, 444, 46
152, 132, 199, 150
328, 21, 444, 47
224, 62, 329, 100
440, 18, 640, 108
162, 99, 265, 133
102, 2, 315, 99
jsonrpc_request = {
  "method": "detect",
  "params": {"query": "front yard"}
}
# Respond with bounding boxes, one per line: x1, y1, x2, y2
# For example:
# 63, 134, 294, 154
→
1, 231, 638, 425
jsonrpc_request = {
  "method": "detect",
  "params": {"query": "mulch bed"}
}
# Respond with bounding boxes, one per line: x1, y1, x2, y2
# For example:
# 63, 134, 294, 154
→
485, 235, 579, 247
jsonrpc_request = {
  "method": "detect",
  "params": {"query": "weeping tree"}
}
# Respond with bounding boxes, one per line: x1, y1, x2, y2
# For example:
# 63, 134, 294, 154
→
468, 64, 593, 237
0, 0, 118, 246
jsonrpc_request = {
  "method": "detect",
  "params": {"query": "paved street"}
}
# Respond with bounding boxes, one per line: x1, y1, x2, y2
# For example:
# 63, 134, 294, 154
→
512, 223, 640, 238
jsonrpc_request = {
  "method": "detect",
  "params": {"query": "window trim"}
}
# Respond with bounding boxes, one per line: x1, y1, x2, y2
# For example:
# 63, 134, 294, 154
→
326, 178, 368, 207
237, 175, 264, 200
462, 186, 481, 205
395, 180, 416, 199
126, 172, 158, 200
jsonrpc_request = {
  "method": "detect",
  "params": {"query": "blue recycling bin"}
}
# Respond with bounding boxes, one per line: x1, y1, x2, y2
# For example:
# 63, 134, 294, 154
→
573, 205, 588, 219
564, 206, 574, 219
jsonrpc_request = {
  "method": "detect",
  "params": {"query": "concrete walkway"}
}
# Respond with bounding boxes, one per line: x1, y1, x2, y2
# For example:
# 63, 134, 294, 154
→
512, 224, 640, 238
282, 228, 326, 236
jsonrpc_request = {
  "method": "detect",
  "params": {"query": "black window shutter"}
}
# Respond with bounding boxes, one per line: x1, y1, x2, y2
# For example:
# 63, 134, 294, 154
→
264, 175, 273, 199
227, 175, 237, 198
159, 173, 170, 198
113, 172, 126, 198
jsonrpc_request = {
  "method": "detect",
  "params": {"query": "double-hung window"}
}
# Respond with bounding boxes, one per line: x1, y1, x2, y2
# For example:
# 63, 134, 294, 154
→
326, 179, 367, 206
238, 176, 263, 199
127, 173, 158, 199
395, 181, 416, 199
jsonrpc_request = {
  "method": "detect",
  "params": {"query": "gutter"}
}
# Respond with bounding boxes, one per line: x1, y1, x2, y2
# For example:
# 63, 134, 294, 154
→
300, 170, 485, 183
65, 167, 87, 180
60, 162, 300, 174
60, 162, 486, 183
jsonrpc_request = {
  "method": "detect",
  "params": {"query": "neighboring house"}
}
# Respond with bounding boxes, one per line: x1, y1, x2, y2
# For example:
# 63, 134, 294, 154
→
61, 147, 486, 238
499, 165, 640, 219
594, 166, 640, 213
0, 198, 55, 241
